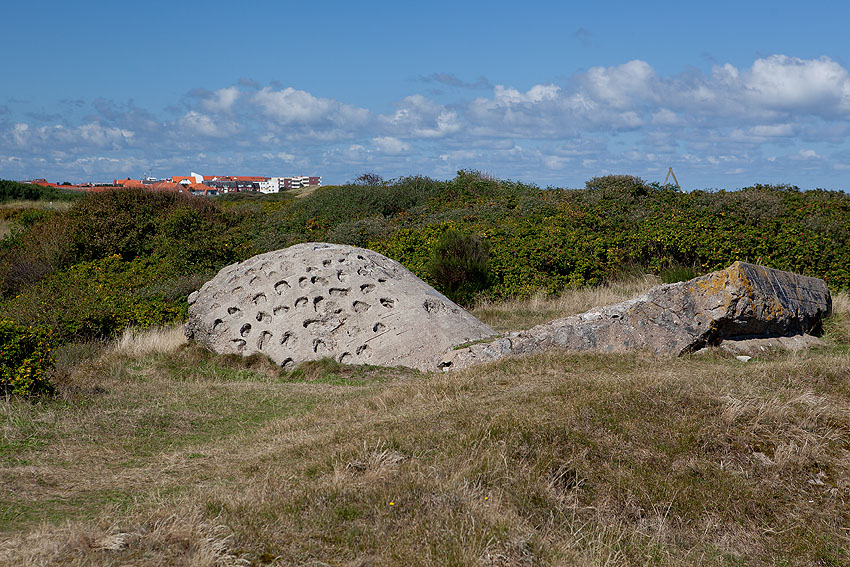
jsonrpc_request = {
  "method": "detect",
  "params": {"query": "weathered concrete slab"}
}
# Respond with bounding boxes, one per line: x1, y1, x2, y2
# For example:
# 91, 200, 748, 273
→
185, 243, 496, 371
443, 262, 831, 369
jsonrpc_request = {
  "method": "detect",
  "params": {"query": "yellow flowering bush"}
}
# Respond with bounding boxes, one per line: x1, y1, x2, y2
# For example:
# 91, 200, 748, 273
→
0, 318, 54, 397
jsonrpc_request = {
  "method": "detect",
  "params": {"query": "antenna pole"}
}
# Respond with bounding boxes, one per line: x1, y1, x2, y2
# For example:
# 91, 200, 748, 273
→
664, 167, 680, 189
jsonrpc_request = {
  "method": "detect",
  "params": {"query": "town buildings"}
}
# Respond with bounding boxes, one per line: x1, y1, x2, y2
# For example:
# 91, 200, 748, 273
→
22, 173, 322, 196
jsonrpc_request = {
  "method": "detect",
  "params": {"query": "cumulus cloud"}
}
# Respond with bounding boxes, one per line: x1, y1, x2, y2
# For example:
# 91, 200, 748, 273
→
200, 86, 241, 114
3, 56, 850, 187
177, 111, 239, 138
7, 121, 133, 149
372, 136, 410, 154
251, 87, 369, 130
379, 94, 461, 138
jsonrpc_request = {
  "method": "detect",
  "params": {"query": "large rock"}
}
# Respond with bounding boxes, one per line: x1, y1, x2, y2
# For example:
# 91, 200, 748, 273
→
443, 262, 832, 369
185, 243, 496, 371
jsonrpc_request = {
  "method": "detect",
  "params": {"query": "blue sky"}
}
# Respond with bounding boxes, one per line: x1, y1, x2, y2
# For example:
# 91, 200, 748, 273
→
3, 0, 850, 189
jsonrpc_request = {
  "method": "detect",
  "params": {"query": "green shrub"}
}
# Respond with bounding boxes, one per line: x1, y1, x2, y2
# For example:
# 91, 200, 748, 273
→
0, 213, 73, 296
0, 179, 79, 203
0, 319, 55, 397
67, 188, 238, 265
585, 174, 650, 198
660, 264, 699, 284
326, 216, 393, 248
427, 229, 490, 305
0, 255, 187, 343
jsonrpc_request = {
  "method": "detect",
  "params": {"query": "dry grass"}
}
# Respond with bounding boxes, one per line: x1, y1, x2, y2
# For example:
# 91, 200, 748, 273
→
2, 288, 850, 566
472, 274, 660, 331
111, 324, 188, 357
0, 200, 74, 211
287, 184, 323, 199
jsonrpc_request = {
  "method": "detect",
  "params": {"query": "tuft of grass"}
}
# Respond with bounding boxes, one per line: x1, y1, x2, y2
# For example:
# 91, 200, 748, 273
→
111, 324, 188, 357
472, 273, 659, 331
660, 263, 699, 284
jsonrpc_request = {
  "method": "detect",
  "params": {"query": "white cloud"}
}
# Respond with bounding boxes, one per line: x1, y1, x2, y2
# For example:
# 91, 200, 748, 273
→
744, 55, 850, 113
262, 151, 296, 162
4, 58, 850, 188
177, 111, 238, 138
578, 60, 656, 108
200, 86, 241, 114
749, 124, 795, 137
379, 95, 461, 138
251, 87, 370, 131
372, 136, 410, 154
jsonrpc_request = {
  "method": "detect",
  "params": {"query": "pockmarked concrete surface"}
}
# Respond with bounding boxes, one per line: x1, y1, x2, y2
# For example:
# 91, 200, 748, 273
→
185, 243, 496, 371
443, 262, 832, 369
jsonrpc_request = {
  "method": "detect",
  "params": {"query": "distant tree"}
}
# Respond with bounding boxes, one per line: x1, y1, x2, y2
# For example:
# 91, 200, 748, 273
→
354, 172, 384, 186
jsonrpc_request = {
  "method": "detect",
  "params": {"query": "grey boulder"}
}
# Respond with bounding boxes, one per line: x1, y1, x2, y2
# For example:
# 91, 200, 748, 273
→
443, 262, 831, 369
185, 243, 496, 371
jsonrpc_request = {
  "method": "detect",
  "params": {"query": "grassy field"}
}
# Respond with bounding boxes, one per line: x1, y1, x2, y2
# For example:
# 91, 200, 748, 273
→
1, 284, 849, 566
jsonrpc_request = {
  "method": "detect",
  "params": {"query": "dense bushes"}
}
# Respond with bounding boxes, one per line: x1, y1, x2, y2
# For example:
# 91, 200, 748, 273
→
67, 188, 246, 269
427, 230, 490, 305
1, 255, 188, 343
0, 179, 78, 203
1, 173, 849, 379
0, 319, 54, 397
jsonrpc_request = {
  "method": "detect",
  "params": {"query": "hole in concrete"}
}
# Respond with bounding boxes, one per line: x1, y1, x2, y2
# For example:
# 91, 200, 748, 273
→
313, 338, 326, 353
322, 259, 332, 266
305, 266, 314, 272
311, 275, 328, 285
423, 299, 438, 313
303, 319, 320, 328
353, 301, 371, 313
337, 270, 349, 282
274, 280, 291, 294
280, 331, 295, 346
377, 277, 387, 283
252, 292, 267, 305
232, 339, 246, 352
329, 287, 350, 297
357, 255, 366, 260
281, 358, 294, 371
380, 298, 395, 308
250, 276, 262, 286
373, 322, 386, 333
240, 323, 252, 337
357, 267, 370, 277
298, 277, 309, 288
360, 283, 375, 294
227, 306, 242, 316
339, 352, 352, 364
273, 305, 289, 315
356, 344, 369, 356
256, 311, 270, 322
212, 319, 224, 332
231, 286, 244, 295
338, 257, 346, 263
313, 296, 324, 311
257, 331, 272, 350
294, 297, 308, 309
